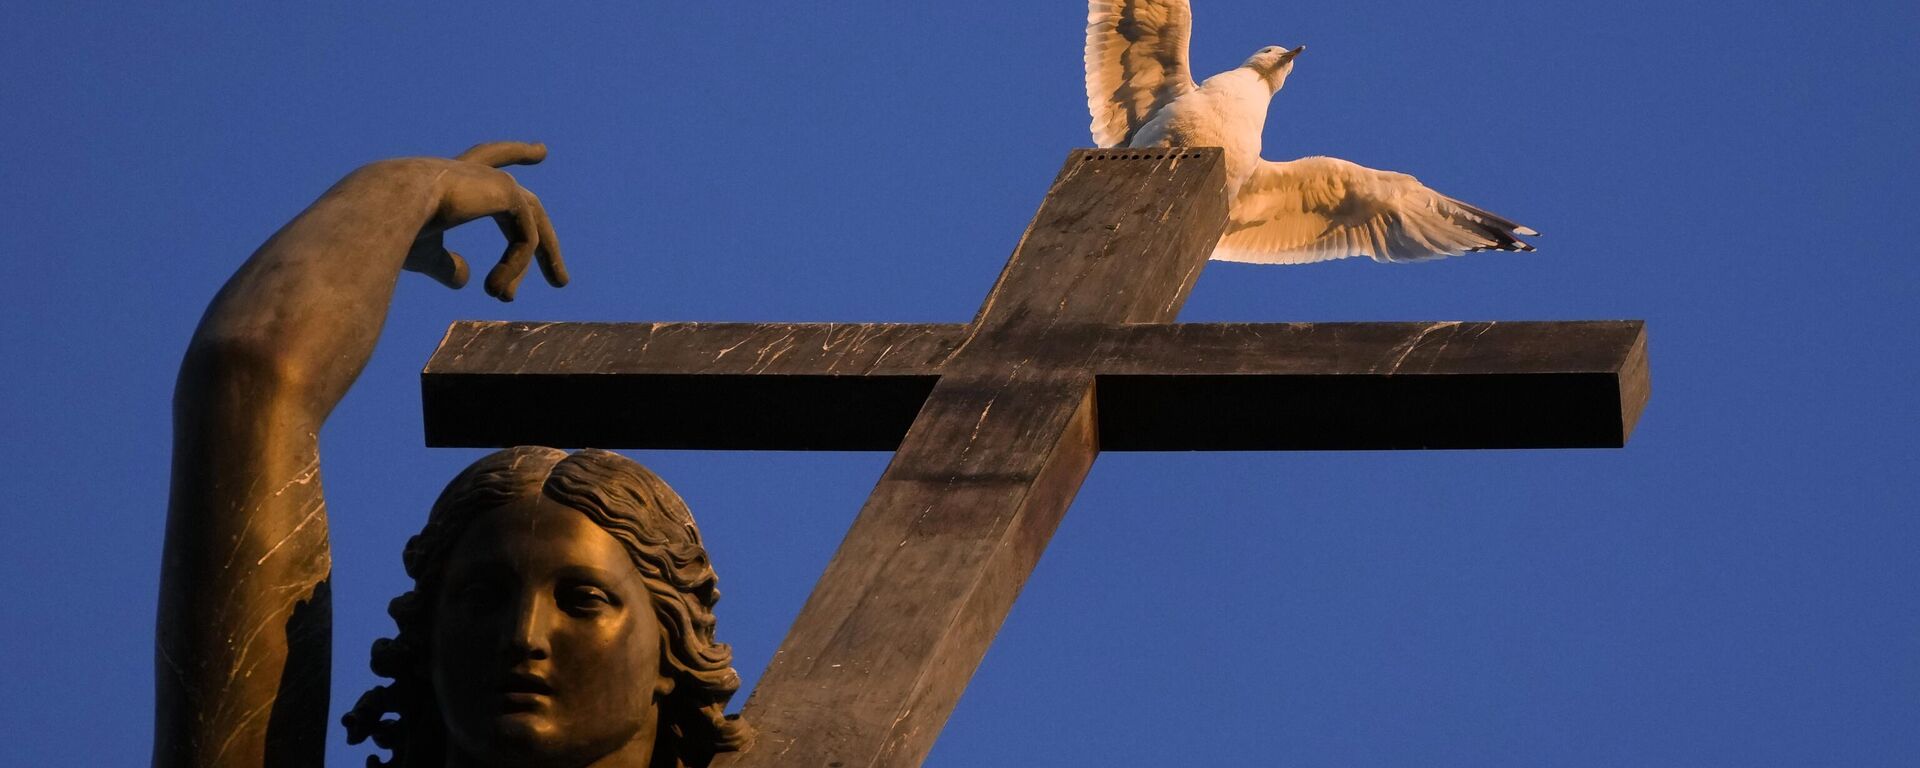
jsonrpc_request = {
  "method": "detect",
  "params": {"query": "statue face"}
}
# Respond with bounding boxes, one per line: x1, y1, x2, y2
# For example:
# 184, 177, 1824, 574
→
431, 495, 666, 767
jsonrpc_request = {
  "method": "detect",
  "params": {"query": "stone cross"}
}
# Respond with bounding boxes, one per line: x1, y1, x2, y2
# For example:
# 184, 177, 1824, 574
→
421, 148, 1649, 768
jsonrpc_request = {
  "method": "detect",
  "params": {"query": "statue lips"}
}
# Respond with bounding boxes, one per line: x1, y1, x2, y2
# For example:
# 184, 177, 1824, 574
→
499, 670, 556, 711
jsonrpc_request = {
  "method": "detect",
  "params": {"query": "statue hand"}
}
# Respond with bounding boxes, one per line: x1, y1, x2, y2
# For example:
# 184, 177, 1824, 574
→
402, 141, 569, 301
183, 140, 576, 421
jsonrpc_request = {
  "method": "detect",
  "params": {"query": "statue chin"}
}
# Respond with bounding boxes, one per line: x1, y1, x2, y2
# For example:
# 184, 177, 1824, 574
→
447, 716, 653, 768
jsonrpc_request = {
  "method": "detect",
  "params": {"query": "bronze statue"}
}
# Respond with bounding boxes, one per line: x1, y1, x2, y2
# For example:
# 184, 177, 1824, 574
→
157, 142, 749, 767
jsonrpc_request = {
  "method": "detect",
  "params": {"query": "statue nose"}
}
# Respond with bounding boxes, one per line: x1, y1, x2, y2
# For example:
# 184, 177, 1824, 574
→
508, 592, 553, 661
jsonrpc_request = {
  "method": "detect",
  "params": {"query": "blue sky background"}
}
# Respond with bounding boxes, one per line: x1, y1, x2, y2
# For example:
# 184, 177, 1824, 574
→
4, 1, 1917, 765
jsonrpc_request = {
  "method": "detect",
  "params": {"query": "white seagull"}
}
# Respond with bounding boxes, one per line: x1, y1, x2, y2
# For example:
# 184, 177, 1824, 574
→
1084, 0, 1537, 263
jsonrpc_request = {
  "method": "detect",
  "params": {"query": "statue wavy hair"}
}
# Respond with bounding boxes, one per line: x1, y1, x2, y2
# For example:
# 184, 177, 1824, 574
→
343, 446, 752, 767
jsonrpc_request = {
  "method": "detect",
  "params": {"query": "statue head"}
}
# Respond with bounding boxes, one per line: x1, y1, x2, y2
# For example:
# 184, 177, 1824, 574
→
344, 447, 753, 768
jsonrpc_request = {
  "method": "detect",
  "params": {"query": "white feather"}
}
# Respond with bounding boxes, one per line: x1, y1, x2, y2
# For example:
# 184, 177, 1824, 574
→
1084, 0, 1536, 264
1084, 0, 1195, 148
1217, 157, 1537, 264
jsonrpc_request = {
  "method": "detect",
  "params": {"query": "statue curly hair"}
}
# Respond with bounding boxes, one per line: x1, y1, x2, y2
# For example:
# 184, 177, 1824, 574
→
342, 447, 753, 767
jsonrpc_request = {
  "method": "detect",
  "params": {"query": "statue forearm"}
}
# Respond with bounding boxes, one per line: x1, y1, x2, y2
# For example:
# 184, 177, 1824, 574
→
184, 162, 439, 418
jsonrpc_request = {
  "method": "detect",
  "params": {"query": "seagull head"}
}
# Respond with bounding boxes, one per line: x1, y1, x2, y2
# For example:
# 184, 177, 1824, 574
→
1244, 45, 1306, 92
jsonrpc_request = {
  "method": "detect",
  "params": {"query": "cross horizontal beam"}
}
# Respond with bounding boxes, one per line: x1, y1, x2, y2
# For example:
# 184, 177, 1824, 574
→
424, 319, 1648, 451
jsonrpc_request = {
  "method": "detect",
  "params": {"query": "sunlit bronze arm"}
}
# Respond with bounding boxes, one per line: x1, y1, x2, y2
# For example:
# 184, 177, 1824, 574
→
156, 143, 565, 768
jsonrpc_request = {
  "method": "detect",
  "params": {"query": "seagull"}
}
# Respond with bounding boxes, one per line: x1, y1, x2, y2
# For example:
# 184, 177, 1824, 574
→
1084, 0, 1537, 264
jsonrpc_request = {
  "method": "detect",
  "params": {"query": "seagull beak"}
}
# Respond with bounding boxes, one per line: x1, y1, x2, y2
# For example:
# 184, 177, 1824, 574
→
1280, 45, 1306, 63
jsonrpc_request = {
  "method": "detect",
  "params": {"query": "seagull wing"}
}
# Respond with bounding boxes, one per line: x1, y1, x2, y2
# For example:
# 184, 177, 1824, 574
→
1085, 0, 1197, 148
1215, 157, 1538, 264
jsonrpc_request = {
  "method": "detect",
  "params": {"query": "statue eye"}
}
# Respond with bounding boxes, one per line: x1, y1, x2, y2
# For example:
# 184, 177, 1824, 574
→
560, 584, 616, 613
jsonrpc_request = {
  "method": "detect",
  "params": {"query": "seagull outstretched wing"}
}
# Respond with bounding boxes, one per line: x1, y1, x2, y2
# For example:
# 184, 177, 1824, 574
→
1085, 0, 1196, 147
1215, 157, 1537, 264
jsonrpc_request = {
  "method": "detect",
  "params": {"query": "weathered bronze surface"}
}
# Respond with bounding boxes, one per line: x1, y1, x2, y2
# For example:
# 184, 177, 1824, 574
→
422, 148, 1651, 768
157, 143, 748, 768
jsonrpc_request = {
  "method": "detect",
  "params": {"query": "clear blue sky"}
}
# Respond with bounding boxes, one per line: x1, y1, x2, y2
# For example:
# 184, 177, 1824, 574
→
4, 2, 1916, 765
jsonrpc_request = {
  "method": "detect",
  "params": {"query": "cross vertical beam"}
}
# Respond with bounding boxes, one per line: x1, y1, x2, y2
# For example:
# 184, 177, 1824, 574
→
718, 149, 1230, 767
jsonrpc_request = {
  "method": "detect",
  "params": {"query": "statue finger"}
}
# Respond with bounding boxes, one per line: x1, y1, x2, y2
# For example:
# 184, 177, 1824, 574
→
523, 191, 569, 287
424, 250, 470, 289
454, 141, 548, 168
403, 233, 471, 289
484, 239, 534, 301
483, 202, 539, 301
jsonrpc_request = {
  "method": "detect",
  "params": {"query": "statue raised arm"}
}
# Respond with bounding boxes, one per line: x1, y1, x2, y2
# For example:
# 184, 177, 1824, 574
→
157, 142, 566, 767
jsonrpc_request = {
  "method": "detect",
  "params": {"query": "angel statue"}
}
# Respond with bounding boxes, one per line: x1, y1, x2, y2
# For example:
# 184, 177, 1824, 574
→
155, 142, 750, 768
